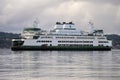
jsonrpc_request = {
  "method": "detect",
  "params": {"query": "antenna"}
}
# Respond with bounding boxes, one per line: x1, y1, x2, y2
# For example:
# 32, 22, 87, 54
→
33, 18, 39, 28
89, 20, 94, 34
89, 21, 94, 25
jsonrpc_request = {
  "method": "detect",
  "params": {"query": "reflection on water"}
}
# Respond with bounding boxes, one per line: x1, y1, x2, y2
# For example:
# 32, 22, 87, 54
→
0, 49, 120, 80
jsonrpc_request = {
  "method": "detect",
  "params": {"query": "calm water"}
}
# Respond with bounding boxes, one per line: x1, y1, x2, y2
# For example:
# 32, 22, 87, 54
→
0, 49, 120, 80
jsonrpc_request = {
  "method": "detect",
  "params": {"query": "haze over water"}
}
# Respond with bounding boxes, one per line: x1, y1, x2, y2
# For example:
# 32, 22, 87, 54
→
0, 49, 120, 80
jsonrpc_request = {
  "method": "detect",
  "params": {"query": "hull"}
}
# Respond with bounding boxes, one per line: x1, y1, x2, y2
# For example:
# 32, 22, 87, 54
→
11, 46, 111, 51
11, 21, 112, 51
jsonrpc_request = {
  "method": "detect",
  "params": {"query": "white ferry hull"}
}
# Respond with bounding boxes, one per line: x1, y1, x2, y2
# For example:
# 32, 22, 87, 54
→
11, 35, 112, 51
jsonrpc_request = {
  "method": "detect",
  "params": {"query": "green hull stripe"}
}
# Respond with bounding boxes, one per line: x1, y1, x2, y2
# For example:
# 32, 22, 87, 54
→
11, 46, 111, 51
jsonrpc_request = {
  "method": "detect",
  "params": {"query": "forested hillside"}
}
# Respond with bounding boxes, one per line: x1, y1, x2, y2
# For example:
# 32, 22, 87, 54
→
106, 34, 120, 48
0, 32, 19, 48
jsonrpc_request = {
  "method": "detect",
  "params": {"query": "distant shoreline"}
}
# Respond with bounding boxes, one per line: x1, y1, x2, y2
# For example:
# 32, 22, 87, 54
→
0, 32, 120, 49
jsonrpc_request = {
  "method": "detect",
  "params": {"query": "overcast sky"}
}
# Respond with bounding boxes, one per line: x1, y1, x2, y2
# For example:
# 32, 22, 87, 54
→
0, 0, 120, 34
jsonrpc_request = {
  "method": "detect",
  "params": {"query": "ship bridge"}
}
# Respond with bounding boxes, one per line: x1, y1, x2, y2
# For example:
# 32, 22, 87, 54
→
54, 22, 76, 30
21, 19, 42, 39
49, 22, 87, 35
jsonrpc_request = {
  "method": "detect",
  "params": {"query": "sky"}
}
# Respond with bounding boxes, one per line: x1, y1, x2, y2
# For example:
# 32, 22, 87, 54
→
0, 0, 120, 34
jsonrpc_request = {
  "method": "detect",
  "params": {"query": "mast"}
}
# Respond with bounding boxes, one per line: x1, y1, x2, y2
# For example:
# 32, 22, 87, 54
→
89, 21, 94, 34
33, 18, 39, 28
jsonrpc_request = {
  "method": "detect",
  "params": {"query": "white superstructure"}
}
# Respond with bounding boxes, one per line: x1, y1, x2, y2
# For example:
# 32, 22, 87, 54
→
11, 20, 112, 50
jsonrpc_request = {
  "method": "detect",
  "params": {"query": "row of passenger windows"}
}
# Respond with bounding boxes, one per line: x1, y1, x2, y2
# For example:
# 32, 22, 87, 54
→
56, 37, 74, 39
58, 44, 93, 46
77, 37, 94, 39
41, 37, 53, 39
58, 41, 93, 43
99, 41, 108, 43
37, 40, 52, 43
56, 37, 95, 39
40, 36, 96, 39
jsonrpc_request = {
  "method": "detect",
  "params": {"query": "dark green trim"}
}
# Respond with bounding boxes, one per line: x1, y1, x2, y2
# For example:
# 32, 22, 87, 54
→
24, 28, 41, 31
11, 46, 111, 51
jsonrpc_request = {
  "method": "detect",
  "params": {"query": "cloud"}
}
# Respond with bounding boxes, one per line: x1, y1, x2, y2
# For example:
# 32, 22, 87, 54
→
74, 0, 120, 5
0, 0, 120, 34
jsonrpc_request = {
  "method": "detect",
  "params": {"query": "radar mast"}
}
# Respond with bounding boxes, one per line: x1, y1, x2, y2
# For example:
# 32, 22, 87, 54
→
33, 18, 39, 28
89, 20, 95, 34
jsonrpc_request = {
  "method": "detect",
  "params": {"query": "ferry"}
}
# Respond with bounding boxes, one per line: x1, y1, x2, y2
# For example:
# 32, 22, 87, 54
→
11, 20, 112, 51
